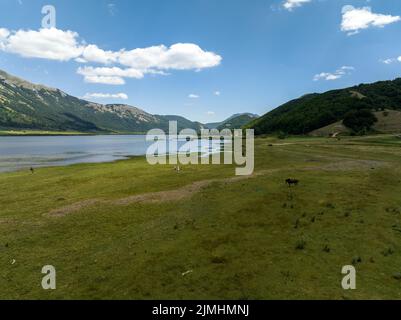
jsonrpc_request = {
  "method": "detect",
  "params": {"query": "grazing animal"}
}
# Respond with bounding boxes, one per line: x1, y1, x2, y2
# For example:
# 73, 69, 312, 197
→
286, 178, 299, 187
30, 167, 35, 174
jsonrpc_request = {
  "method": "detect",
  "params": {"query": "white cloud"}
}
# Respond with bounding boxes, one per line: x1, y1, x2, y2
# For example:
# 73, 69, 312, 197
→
4, 28, 84, 61
0, 28, 10, 39
118, 43, 221, 71
0, 26, 222, 84
398, 56, 401, 62
107, 3, 117, 16
380, 58, 396, 64
81, 44, 118, 64
206, 111, 215, 116
188, 94, 199, 99
283, 0, 311, 11
214, 91, 221, 96
77, 66, 145, 85
0, 28, 9, 50
341, 6, 400, 35
313, 66, 354, 81
84, 76, 125, 85
83, 92, 128, 100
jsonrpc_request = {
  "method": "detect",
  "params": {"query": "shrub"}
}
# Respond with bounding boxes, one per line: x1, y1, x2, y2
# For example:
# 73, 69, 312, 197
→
277, 131, 288, 139
343, 109, 378, 134
295, 240, 306, 250
323, 245, 331, 253
382, 247, 395, 257
352, 256, 362, 265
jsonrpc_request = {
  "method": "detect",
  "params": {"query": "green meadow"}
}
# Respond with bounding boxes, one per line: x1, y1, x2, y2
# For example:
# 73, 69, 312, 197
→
0, 130, 90, 136
1, 135, 401, 299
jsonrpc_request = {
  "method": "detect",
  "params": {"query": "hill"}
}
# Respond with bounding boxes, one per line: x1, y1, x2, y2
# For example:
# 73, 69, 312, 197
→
310, 110, 401, 137
247, 78, 401, 135
0, 69, 202, 133
205, 113, 258, 130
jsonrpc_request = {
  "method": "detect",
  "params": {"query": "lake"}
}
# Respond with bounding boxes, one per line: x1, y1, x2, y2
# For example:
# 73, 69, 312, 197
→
0, 135, 225, 173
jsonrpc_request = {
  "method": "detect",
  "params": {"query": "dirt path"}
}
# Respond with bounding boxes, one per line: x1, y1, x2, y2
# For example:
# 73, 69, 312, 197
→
47, 159, 388, 217
47, 169, 278, 217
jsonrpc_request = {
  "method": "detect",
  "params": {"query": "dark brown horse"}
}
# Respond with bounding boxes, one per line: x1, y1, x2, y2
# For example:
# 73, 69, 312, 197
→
286, 178, 299, 187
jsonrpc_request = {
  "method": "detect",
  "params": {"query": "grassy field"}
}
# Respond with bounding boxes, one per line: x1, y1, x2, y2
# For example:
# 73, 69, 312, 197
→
0, 130, 153, 136
1, 135, 401, 299
0, 130, 92, 136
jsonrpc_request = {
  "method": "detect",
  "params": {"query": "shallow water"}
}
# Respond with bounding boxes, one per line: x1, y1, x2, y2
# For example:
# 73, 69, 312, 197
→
0, 135, 224, 172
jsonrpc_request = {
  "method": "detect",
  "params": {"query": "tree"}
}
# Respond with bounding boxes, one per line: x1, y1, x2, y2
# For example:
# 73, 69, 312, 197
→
343, 109, 377, 134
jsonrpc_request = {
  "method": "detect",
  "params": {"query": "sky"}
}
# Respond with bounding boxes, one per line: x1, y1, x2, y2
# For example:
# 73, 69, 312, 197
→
0, 0, 401, 123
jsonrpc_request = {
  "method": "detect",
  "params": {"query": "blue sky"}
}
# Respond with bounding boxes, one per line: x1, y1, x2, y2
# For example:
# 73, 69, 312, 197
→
0, 0, 401, 123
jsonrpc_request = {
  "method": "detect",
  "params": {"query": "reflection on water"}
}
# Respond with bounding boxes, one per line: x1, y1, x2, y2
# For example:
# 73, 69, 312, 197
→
0, 135, 227, 172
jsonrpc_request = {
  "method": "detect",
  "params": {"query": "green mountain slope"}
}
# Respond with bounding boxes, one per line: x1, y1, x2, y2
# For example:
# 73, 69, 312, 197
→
247, 78, 401, 135
310, 110, 401, 136
217, 113, 259, 130
0, 69, 202, 133
205, 113, 258, 130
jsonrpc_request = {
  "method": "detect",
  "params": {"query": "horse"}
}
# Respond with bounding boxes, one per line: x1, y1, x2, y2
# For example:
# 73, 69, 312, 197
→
285, 178, 299, 187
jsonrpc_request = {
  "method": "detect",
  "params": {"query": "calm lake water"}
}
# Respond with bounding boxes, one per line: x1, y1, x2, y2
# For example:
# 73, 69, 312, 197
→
0, 135, 224, 173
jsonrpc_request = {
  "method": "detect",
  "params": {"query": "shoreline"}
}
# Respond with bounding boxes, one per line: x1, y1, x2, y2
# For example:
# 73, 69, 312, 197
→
0, 131, 147, 137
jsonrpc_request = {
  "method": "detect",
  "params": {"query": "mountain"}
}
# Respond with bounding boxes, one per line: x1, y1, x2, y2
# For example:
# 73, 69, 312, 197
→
216, 113, 259, 130
0, 69, 202, 133
247, 78, 401, 135
205, 113, 258, 130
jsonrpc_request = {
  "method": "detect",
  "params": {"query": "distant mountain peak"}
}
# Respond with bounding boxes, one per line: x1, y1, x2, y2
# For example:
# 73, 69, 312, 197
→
205, 113, 259, 130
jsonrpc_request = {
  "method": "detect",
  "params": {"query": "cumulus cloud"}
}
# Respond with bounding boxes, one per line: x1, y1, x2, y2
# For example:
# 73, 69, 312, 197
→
83, 92, 128, 100
283, 0, 311, 11
77, 66, 144, 85
117, 43, 221, 71
0, 28, 10, 39
206, 111, 215, 116
188, 94, 199, 99
313, 66, 354, 81
0, 26, 222, 84
0, 28, 9, 50
80, 44, 119, 64
214, 91, 221, 96
4, 28, 84, 61
341, 6, 400, 35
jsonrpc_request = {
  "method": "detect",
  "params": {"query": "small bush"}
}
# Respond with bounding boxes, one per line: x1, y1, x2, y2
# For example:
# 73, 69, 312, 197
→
323, 245, 331, 253
393, 273, 401, 280
277, 131, 288, 140
211, 255, 227, 264
326, 203, 335, 209
382, 247, 395, 257
295, 240, 306, 250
